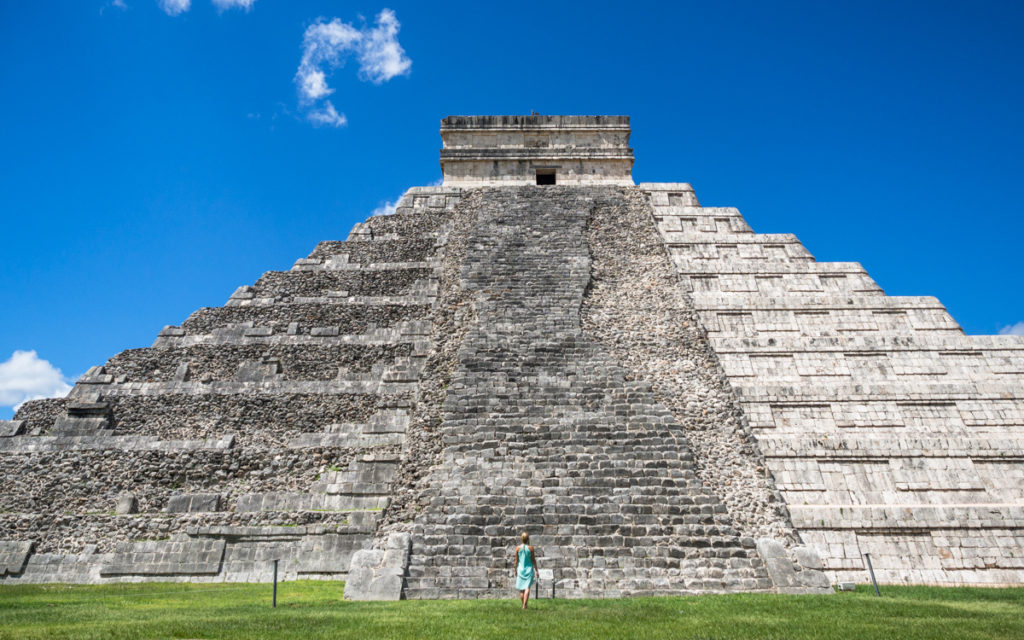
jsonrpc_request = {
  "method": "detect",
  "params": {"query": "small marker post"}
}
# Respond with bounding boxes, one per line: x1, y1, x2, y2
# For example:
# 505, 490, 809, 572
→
272, 559, 279, 607
864, 553, 880, 597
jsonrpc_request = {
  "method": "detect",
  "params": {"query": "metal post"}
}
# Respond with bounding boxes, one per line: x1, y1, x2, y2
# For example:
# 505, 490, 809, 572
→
272, 559, 279, 607
864, 553, 880, 597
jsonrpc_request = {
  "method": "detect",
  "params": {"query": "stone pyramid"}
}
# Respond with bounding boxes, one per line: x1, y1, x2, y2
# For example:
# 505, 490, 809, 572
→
1, 116, 1021, 596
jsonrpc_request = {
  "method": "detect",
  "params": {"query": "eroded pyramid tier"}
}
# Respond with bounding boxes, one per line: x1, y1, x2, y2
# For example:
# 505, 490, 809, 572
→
644, 183, 1024, 586
0, 187, 463, 584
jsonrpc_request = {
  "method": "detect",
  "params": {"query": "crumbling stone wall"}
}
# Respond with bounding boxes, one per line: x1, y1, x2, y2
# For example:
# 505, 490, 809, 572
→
249, 268, 432, 301
181, 303, 428, 336
105, 344, 413, 382
2, 185, 461, 583
580, 188, 799, 544
103, 393, 397, 446
0, 447, 369, 518
379, 193, 480, 529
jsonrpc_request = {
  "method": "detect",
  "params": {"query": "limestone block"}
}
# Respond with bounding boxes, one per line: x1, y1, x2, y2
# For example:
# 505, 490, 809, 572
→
365, 409, 410, 434
0, 420, 25, 437
236, 360, 282, 382
0, 541, 34, 576
115, 494, 138, 515
172, 362, 190, 382
345, 533, 411, 600
77, 366, 113, 385
166, 493, 221, 513
793, 546, 824, 571
756, 538, 832, 594
101, 539, 226, 576
294, 534, 370, 574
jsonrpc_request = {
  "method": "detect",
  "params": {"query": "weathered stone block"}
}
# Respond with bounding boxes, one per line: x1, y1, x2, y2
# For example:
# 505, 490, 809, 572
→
115, 494, 138, 515
166, 493, 221, 513
0, 541, 33, 576
0, 420, 24, 437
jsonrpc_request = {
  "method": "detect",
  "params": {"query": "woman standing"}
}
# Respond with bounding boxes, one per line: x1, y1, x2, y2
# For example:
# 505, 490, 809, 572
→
514, 531, 538, 609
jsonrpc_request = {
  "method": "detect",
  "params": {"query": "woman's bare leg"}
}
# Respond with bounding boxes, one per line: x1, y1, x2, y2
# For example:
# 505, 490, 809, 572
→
522, 586, 530, 609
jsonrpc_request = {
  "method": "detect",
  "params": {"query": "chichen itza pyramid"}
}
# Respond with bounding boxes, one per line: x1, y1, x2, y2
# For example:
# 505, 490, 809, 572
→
2, 116, 1021, 598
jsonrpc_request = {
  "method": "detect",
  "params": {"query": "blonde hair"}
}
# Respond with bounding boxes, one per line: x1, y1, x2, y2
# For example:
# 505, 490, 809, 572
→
520, 531, 530, 544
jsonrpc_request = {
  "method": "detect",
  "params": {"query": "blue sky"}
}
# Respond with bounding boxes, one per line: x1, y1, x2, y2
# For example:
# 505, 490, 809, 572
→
2, 0, 1023, 417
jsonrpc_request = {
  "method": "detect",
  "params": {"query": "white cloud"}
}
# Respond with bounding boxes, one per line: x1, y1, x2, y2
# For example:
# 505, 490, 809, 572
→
101, 0, 128, 13
372, 195, 402, 217
0, 350, 72, 412
300, 70, 332, 101
307, 102, 348, 128
211, 0, 256, 11
357, 9, 412, 84
998, 322, 1024, 337
158, 0, 190, 16
295, 9, 411, 127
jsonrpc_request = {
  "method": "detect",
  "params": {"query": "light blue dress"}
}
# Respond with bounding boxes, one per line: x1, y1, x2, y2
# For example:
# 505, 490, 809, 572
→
516, 545, 535, 590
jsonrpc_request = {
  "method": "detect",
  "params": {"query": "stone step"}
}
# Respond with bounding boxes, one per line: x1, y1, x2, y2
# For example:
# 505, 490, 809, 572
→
179, 302, 430, 337
693, 293, 944, 312
709, 332, 1024, 353
667, 244, 814, 263
242, 268, 435, 302
40, 392, 388, 444
102, 343, 417, 384
290, 258, 440, 273
309, 237, 441, 265
234, 492, 388, 512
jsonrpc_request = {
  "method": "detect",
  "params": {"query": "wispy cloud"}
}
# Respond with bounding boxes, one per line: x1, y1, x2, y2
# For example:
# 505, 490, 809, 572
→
356, 9, 412, 84
158, 0, 190, 16
211, 0, 256, 11
372, 195, 402, 217
295, 9, 411, 128
307, 102, 348, 128
998, 322, 1024, 337
101, 0, 128, 14
157, 0, 256, 15
372, 179, 442, 216
0, 350, 72, 412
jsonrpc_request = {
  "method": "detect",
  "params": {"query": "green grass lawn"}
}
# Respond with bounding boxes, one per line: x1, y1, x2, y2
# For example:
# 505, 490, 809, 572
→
1, 581, 1021, 640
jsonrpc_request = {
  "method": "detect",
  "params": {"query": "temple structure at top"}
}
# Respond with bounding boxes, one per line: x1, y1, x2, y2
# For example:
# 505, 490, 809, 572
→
440, 115, 635, 186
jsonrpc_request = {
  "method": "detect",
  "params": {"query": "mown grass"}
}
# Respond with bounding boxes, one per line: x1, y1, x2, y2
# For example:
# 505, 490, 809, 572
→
0, 581, 1021, 640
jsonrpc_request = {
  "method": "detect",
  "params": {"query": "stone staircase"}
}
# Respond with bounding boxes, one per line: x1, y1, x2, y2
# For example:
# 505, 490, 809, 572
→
401, 187, 823, 598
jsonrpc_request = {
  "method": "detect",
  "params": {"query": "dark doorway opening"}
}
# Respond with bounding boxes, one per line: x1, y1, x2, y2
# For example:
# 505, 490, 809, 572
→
536, 170, 556, 185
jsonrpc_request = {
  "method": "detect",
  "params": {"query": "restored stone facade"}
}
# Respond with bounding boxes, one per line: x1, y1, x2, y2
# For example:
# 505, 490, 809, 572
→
1, 115, 1019, 593
645, 183, 1024, 585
